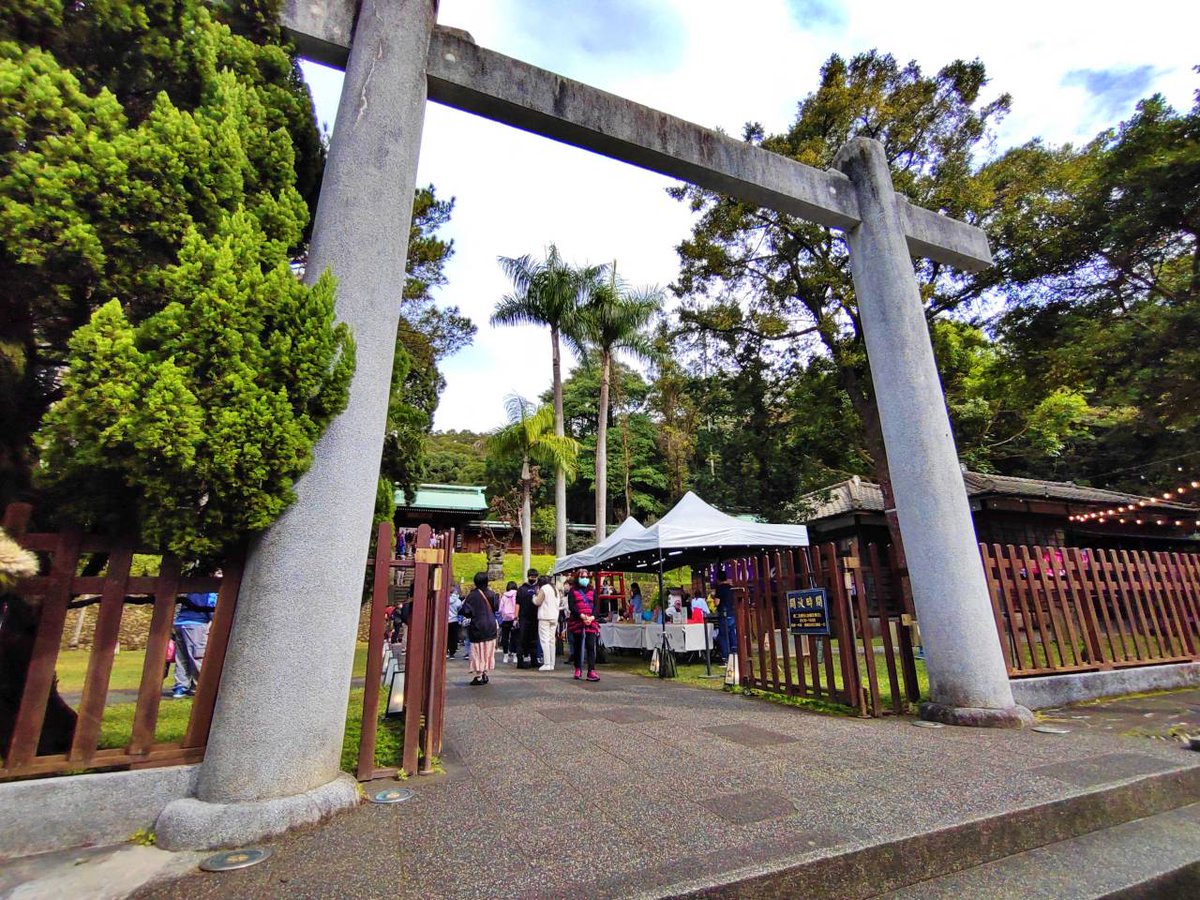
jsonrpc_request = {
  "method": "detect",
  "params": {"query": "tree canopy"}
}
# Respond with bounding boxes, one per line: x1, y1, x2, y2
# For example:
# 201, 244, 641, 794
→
1, 0, 357, 558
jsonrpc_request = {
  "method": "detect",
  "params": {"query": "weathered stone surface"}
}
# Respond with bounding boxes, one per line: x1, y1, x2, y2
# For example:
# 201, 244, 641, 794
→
278, 8, 993, 271
156, 773, 360, 851
0, 765, 197, 860
1011, 661, 1200, 709
920, 701, 1034, 729
192, 0, 438, 812
834, 137, 1021, 717
698, 788, 798, 825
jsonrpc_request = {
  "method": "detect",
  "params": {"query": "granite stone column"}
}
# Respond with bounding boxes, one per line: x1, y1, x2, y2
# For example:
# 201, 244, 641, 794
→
833, 137, 1031, 728
157, 0, 439, 849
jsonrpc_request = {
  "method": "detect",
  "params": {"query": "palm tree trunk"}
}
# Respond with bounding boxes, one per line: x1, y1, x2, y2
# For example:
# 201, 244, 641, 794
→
551, 324, 567, 558
622, 412, 633, 520
595, 350, 611, 542
521, 457, 532, 577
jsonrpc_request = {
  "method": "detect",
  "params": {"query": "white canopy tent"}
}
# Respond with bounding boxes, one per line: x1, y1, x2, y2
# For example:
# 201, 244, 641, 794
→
572, 491, 809, 574
551, 516, 645, 575
553, 492, 810, 678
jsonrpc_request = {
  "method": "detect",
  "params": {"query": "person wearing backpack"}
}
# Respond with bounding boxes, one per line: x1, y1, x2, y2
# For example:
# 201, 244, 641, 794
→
459, 572, 498, 685
498, 580, 519, 663
172, 591, 216, 699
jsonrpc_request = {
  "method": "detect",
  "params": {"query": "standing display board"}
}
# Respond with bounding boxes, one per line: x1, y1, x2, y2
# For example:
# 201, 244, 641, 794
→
787, 588, 830, 636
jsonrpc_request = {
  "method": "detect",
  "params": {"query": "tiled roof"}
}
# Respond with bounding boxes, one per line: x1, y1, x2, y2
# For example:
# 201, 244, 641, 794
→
792, 476, 885, 519
394, 483, 488, 513
961, 471, 1181, 506
793, 472, 1196, 522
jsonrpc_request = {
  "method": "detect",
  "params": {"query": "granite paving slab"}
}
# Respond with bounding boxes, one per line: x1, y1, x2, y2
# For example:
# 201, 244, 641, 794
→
705, 723, 801, 747
130, 667, 1200, 900
1028, 750, 1187, 787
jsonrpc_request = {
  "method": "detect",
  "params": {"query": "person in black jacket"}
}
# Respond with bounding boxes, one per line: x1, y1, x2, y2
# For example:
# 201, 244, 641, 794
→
459, 572, 498, 685
513, 567, 540, 669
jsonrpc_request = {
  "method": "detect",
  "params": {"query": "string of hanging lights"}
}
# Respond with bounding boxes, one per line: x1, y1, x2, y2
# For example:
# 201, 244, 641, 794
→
1068, 478, 1200, 527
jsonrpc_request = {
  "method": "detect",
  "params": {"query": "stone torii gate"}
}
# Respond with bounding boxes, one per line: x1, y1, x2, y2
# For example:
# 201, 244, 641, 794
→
156, 0, 1031, 849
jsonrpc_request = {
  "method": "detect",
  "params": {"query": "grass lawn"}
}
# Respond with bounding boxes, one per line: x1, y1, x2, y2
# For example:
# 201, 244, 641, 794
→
56, 642, 373, 694
94, 667, 402, 773
604, 641, 930, 717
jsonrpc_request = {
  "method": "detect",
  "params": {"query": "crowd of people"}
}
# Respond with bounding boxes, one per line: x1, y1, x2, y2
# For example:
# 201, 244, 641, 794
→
441, 567, 607, 684
423, 566, 742, 685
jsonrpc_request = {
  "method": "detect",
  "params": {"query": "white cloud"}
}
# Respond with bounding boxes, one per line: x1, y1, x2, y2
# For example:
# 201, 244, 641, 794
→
299, 0, 1199, 432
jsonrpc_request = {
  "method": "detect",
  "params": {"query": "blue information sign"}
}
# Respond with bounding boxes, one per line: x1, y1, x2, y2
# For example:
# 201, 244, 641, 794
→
786, 588, 829, 636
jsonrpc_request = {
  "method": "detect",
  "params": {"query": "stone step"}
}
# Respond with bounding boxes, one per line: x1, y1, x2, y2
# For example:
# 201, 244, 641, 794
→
671, 762, 1200, 899
879, 802, 1200, 899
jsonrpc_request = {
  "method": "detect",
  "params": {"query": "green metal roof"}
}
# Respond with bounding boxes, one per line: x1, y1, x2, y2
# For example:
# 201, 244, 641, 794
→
394, 483, 488, 513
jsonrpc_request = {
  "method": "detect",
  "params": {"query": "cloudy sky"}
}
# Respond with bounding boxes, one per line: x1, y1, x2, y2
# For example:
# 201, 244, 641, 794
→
299, 0, 1199, 432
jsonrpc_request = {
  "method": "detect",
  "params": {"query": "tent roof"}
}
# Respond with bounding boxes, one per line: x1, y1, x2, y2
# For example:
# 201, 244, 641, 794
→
562, 492, 808, 574
551, 516, 645, 575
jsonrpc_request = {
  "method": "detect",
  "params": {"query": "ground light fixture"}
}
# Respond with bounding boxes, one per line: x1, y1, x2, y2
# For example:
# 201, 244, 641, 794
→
370, 787, 415, 804
199, 847, 274, 871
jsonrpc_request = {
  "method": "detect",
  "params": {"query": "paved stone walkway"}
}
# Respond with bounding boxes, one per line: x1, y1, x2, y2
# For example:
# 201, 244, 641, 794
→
127, 660, 1200, 899
1039, 687, 1200, 742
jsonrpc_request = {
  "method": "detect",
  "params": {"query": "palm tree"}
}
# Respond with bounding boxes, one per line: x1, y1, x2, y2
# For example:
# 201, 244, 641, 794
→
492, 246, 603, 559
486, 395, 579, 575
572, 266, 662, 542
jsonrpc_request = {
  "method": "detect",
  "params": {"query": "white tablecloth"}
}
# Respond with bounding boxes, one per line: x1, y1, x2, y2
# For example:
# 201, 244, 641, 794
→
599, 622, 712, 653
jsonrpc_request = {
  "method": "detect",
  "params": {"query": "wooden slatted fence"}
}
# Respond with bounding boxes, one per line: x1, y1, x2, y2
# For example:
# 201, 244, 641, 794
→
356, 521, 451, 780
729, 543, 918, 715
1, 503, 240, 780
981, 543, 1200, 677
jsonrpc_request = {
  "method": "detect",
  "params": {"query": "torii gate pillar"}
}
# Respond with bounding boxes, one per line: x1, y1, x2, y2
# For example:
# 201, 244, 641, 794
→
157, 0, 438, 849
834, 138, 1030, 727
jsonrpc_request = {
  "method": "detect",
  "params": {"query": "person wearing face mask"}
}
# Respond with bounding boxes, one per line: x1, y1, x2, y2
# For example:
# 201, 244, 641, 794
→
567, 569, 601, 681
513, 567, 540, 669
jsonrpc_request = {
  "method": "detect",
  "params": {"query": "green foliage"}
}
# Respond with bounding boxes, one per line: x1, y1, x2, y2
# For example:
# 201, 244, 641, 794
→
377, 186, 474, 511
668, 50, 1012, 513
553, 360, 670, 522
424, 431, 488, 486
0, 0, 328, 513
979, 84, 1200, 489
37, 210, 354, 558
452, 551, 557, 588
487, 397, 580, 482
530, 505, 556, 544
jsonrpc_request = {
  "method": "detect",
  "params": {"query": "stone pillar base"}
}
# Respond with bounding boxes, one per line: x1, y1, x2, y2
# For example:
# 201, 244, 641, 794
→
154, 773, 361, 851
919, 701, 1034, 729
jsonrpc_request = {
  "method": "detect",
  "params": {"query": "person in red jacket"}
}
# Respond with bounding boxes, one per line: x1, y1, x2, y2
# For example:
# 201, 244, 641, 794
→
567, 569, 601, 681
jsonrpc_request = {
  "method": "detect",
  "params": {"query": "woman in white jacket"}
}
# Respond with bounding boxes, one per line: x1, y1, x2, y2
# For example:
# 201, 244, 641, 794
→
533, 575, 561, 671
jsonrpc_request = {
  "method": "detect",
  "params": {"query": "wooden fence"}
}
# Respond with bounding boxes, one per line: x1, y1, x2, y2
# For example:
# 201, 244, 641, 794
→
981, 544, 1200, 677
356, 521, 451, 780
730, 543, 919, 716
0, 503, 240, 780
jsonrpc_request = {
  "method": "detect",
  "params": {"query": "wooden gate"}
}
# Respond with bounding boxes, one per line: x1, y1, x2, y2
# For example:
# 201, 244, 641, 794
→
356, 521, 451, 780
1, 503, 241, 780
730, 542, 919, 716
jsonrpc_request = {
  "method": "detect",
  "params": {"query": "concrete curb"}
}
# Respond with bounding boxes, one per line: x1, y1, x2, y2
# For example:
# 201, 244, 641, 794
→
154, 772, 361, 851
666, 764, 1200, 899
1011, 662, 1200, 710
0, 765, 198, 860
